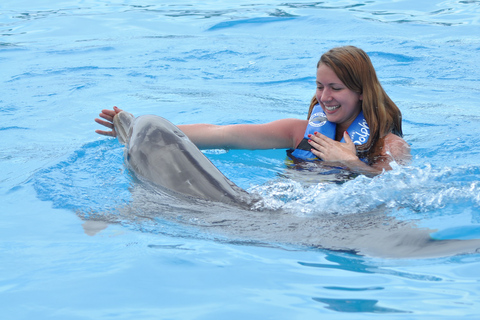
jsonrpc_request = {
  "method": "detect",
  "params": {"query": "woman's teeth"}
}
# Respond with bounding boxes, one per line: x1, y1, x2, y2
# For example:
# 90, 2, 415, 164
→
325, 105, 340, 111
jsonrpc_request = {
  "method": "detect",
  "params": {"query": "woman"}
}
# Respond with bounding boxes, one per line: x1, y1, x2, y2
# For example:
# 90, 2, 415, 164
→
96, 46, 410, 177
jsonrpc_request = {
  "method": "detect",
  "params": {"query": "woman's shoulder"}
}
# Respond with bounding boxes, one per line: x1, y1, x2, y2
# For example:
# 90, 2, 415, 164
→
381, 133, 411, 164
383, 132, 409, 147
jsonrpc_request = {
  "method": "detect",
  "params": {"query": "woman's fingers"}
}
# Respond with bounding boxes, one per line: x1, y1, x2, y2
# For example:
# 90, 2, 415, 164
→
95, 129, 116, 137
308, 131, 358, 162
98, 107, 123, 121
95, 107, 122, 137
308, 132, 331, 147
307, 132, 328, 159
98, 110, 115, 121
95, 118, 114, 129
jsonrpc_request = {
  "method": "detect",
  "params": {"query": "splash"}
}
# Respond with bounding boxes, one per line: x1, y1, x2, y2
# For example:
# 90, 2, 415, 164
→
250, 164, 480, 219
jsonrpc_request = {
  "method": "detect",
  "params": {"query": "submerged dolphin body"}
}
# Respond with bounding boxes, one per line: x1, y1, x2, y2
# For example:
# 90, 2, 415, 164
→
107, 111, 480, 259
113, 111, 254, 207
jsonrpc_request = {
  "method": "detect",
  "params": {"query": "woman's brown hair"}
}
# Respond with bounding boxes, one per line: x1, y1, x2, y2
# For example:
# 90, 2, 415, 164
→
307, 46, 403, 157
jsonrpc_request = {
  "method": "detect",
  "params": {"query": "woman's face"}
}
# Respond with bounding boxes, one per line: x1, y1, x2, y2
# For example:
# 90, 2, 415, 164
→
315, 63, 363, 129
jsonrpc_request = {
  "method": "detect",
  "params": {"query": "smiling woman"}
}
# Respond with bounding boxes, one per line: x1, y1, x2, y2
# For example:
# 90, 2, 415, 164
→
296, 46, 410, 176
96, 46, 411, 177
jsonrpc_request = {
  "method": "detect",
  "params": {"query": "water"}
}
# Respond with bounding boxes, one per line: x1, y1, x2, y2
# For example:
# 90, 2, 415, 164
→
2, 0, 480, 318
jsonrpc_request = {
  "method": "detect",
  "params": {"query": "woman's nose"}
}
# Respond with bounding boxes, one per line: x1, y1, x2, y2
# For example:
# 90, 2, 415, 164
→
321, 88, 332, 102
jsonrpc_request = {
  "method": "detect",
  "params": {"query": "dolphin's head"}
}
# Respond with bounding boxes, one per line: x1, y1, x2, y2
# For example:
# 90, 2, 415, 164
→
113, 111, 135, 145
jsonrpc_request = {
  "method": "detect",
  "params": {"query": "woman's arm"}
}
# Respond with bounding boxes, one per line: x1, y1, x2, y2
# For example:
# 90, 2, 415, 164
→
95, 107, 308, 150
178, 119, 307, 150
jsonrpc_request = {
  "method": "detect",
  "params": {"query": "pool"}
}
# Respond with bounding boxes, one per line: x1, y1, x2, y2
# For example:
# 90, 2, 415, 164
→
2, 0, 480, 318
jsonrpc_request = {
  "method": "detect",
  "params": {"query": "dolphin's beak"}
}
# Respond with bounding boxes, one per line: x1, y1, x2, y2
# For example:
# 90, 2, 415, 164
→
113, 111, 135, 145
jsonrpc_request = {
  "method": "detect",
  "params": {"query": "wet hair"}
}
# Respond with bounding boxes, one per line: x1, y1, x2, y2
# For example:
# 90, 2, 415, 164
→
308, 46, 403, 156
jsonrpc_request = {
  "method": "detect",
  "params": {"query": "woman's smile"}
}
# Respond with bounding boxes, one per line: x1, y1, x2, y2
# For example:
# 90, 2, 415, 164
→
324, 105, 340, 112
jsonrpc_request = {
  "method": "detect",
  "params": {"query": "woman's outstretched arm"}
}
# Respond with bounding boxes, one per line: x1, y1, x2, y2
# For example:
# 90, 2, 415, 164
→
95, 107, 307, 150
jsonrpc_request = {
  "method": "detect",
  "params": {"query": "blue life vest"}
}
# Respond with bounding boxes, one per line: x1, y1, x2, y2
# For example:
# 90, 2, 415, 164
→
289, 104, 370, 161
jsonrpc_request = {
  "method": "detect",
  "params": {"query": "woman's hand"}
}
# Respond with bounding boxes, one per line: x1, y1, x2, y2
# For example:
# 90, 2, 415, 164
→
94, 106, 123, 137
309, 131, 411, 177
308, 131, 359, 165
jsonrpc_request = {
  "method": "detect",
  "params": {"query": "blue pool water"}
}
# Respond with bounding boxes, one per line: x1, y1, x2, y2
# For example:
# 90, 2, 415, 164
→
2, 0, 480, 318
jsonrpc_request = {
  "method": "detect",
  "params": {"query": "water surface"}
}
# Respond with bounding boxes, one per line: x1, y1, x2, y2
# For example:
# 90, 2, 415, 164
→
1, 0, 480, 318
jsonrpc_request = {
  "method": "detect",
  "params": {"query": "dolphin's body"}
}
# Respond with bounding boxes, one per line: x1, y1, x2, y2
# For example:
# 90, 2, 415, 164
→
113, 111, 254, 207
107, 111, 480, 259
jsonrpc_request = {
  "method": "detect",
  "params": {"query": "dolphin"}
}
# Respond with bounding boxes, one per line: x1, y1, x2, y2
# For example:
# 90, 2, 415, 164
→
105, 111, 480, 259
113, 111, 255, 207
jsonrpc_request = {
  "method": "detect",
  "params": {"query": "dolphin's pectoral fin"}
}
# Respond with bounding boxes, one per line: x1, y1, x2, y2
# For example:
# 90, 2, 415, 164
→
82, 220, 109, 236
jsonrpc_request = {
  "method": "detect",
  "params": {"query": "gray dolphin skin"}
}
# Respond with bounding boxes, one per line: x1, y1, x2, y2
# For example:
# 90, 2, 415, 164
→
113, 111, 254, 207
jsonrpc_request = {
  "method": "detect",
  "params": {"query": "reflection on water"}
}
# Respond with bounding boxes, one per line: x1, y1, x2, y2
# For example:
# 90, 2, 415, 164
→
323, 286, 384, 291
3, 0, 480, 36
299, 253, 443, 281
313, 297, 410, 313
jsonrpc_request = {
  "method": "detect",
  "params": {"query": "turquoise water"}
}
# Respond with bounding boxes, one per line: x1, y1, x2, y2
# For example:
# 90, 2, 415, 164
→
2, 0, 480, 318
